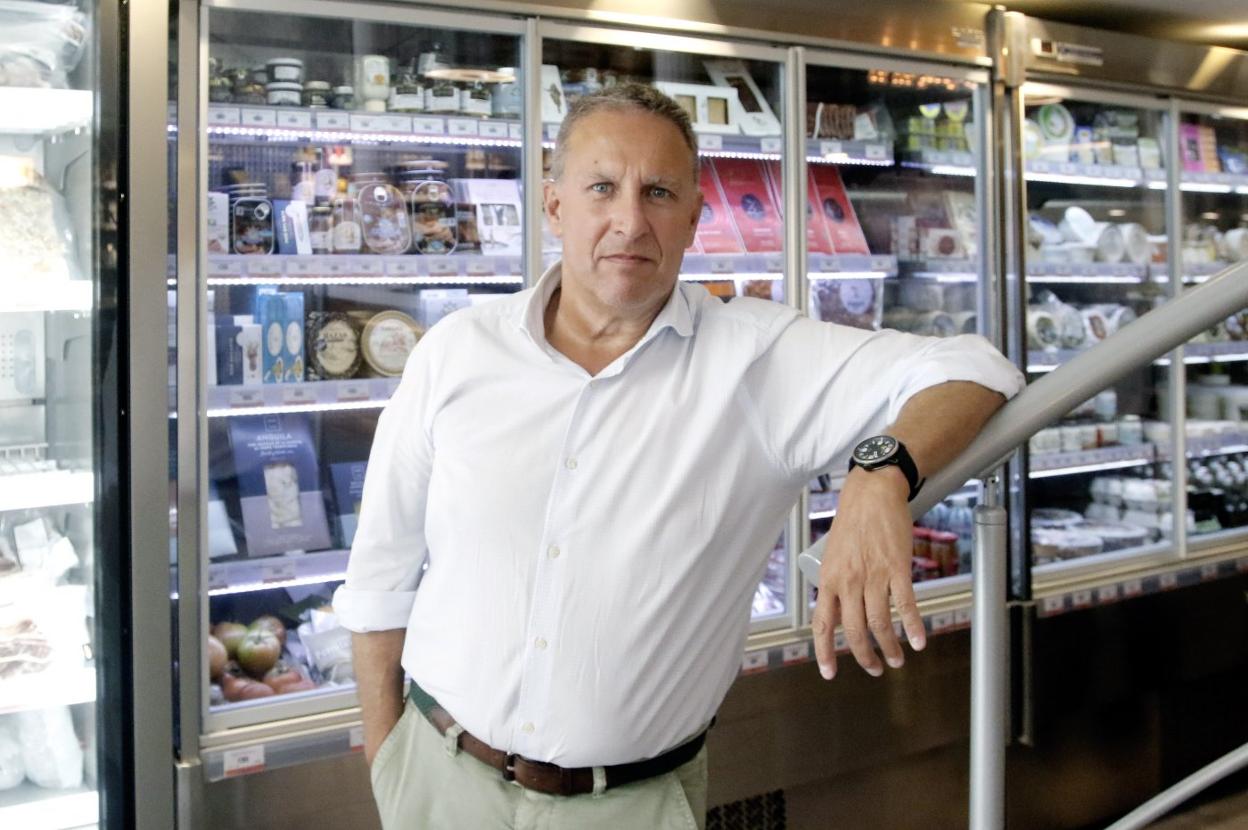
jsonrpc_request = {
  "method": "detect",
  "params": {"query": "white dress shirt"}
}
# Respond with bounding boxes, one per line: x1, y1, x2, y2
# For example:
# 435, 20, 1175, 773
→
333, 263, 1023, 767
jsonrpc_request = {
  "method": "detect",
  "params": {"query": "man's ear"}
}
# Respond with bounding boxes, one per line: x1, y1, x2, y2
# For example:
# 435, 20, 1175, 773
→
543, 179, 564, 239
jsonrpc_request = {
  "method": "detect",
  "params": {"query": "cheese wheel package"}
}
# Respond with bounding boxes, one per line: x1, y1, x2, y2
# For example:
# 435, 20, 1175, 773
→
711, 159, 783, 253
693, 164, 745, 254
808, 165, 869, 255
306, 311, 361, 381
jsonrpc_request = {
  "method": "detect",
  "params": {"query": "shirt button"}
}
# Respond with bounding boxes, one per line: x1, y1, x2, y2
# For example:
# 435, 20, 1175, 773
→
565, 457, 578, 470
547, 545, 560, 559
535, 637, 547, 650
521, 722, 535, 734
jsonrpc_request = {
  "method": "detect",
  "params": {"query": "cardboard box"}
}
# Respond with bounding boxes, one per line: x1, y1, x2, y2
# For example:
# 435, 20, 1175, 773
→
808, 166, 869, 255
694, 165, 745, 254
713, 159, 783, 253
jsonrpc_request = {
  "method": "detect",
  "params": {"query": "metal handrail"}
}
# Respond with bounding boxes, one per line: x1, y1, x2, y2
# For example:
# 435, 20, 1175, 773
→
1105, 741, 1248, 830
797, 258, 1248, 579
793, 258, 1248, 829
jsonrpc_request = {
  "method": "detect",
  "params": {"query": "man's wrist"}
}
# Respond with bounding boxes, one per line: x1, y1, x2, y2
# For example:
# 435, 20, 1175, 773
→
845, 464, 910, 500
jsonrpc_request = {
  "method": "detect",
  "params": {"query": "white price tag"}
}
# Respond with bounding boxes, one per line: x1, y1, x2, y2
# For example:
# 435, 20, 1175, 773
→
760, 137, 782, 154
281, 385, 318, 406
1159, 572, 1179, 590
223, 745, 266, 777
285, 258, 320, 276
709, 258, 735, 275
207, 568, 229, 592
412, 117, 445, 135
429, 258, 458, 276
385, 258, 420, 276
316, 111, 350, 130
696, 134, 723, 151
764, 256, 784, 273
508, 257, 525, 276
781, 642, 811, 664
209, 258, 244, 277
466, 258, 494, 276
228, 388, 264, 408
930, 612, 953, 633
480, 121, 508, 139
820, 140, 843, 158
1097, 584, 1120, 603
208, 106, 240, 126
240, 108, 277, 128
1070, 590, 1093, 608
354, 258, 384, 276
349, 114, 381, 132
245, 258, 283, 276
953, 607, 971, 626
508, 122, 523, 141
349, 726, 365, 751
865, 143, 889, 161
372, 115, 407, 133
1122, 579, 1144, 597
741, 651, 768, 673
1041, 595, 1065, 615
336, 381, 370, 402
1200, 563, 1219, 581
277, 110, 312, 129
262, 561, 298, 583
447, 118, 479, 136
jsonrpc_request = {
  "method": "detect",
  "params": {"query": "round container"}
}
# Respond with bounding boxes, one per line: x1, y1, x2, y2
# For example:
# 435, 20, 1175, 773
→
303, 81, 332, 108
1032, 508, 1083, 529
402, 178, 457, 254
361, 311, 424, 377
424, 79, 458, 114
307, 312, 361, 380
1031, 529, 1102, 561
358, 183, 412, 255
331, 85, 355, 110
266, 82, 303, 107
266, 57, 304, 84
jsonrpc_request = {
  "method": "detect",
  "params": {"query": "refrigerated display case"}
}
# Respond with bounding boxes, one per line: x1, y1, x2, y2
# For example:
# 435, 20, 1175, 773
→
802, 55, 993, 610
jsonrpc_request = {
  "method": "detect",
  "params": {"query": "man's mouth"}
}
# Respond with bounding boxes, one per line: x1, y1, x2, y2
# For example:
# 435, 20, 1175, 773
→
603, 254, 653, 263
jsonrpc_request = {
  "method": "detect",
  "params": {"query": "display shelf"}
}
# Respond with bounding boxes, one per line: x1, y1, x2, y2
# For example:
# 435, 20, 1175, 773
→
0, 470, 94, 511
897, 258, 978, 282
0, 666, 96, 716
0, 282, 93, 314
207, 549, 349, 595
1026, 262, 1149, 283
206, 378, 401, 418
679, 253, 785, 281
1181, 431, 1248, 459
0, 784, 98, 829
0, 88, 93, 136
207, 254, 524, 286
1024, 159, 1153, 188
1182, 342, 1248, 363
805, 138, 894, 167
1029, 443, 1157, 478
694, 132, 782, 159
208, 105, 522, 147
1177, 169, 1248, 194
898, 148, 976, 177
806, 253, 898, 278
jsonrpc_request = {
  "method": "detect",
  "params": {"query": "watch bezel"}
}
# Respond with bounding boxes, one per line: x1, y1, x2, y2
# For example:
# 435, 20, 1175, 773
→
852, 434, 900, 468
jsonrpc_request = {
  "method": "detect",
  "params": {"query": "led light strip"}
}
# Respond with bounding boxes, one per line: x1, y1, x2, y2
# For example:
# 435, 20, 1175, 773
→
806, 271, 892, 280
805, 155, 893, 167
899, 161, 977, 177
208, 572, 347, 597
207, 275, 522, 286
679, 272, 780, 281
206, 124, 522, 149
907, 271, 978, 283
1177, 182, 1234, 194
808, 509, 837, 520
207, 400, 387, 418
1026, 172, 1141, 188
1025, 274, 1144, 284
698, 150, 782, 161
1029, 456, 1154, 479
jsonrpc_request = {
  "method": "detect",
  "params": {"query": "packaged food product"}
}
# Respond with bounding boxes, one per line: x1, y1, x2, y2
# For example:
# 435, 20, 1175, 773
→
329, 197, 362, 253
358, 183, 412, 255
266, 57, 303, 84
231, 197, 275, 255
307, 312, 361, 380
360, 311, 423, 376
266, 81, 302, 107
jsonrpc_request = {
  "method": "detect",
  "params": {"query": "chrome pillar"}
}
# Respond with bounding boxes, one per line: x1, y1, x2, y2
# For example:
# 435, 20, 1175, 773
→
970, 479, 1008, 830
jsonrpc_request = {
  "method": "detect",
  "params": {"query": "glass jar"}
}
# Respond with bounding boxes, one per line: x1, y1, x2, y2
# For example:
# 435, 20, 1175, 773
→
309, 207, 333, 255
329, 197, 363, 253
358, 182, 412, 255
331, 85, 355, 110
303, 81, 332, 109
459, 82, 492, 117
267, 82, 302, 107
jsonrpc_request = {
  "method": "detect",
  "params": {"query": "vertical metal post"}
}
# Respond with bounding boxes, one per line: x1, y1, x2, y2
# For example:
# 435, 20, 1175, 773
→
522, 17, 543, 289
970, 478, 1008, 830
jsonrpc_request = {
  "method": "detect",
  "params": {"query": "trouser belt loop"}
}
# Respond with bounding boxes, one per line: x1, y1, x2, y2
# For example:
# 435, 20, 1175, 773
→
591, 766, 608, 797
443, 723, 464, 757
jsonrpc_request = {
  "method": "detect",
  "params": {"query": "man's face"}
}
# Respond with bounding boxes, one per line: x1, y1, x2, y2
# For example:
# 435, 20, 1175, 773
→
544, 108, 703, 315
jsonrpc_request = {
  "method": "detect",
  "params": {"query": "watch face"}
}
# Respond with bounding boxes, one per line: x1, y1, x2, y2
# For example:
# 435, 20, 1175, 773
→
854, 435, 899, 465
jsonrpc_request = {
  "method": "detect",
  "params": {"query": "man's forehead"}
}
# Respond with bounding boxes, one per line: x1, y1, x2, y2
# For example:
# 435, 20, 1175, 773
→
562, 108, 691, 169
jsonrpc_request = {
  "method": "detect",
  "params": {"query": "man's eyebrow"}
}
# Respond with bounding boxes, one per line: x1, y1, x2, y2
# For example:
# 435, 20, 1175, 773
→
641, 174, 682, 188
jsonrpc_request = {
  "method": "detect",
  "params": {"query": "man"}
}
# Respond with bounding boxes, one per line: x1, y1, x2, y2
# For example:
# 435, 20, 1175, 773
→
334, 84, 1023, 829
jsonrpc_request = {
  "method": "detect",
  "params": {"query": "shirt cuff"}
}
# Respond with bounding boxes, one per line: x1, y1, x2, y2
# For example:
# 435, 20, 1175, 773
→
331, 585, 416, 633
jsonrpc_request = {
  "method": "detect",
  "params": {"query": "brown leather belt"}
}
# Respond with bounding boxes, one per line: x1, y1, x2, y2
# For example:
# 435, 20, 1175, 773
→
407, 682, 710, 797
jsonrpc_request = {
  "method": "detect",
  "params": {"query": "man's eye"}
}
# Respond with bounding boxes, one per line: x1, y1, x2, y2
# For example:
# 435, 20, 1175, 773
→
590, 182, 612, 194
649, 187, 673, 199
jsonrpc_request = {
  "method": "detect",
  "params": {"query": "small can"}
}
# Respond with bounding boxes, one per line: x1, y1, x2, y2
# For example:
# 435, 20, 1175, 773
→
266, 82, 302, 107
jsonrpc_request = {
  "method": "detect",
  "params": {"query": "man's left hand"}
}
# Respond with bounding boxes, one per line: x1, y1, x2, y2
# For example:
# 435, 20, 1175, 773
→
810, 466, 927, 679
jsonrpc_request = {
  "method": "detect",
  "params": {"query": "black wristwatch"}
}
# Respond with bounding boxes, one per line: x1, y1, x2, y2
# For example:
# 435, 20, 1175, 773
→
847, 435, 925, 502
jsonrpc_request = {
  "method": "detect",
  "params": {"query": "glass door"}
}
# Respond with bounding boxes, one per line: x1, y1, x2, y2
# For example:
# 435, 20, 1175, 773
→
1174, 105, 1248, 547
803, 55, 991, 605
539, 26, 792, 629
0, 0, 113, 825
1018, 85, 1176, 576
194, 1, 526, 734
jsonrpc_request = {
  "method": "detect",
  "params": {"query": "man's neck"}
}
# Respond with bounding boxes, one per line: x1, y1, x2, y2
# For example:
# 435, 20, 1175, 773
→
543, 277, 670, 376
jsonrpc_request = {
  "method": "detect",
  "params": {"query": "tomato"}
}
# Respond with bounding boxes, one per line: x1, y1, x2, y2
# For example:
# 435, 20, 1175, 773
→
207, 635, 228, 680
249, 615, 287, 647
236, 628, 282, 678
211, 622, 248, 658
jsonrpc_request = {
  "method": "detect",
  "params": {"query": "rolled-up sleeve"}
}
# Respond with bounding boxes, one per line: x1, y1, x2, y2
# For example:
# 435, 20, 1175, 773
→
332, 339, 438, 632
744, 315, 1025, 482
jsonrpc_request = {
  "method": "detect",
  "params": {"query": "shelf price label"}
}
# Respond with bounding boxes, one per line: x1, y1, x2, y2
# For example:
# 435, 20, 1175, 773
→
760, 137, 782, 154
865, 143, 889, 161
228, 388, 264, 408
277, 110, 312, 130
208, 106, 240, 126
349, 726, 365, 752
1122, 579, 1144, 597
819, 140, 843, 158
1040, 595, 1065, 616
209, 259, 244, 277
412, 117, 445, 136
696, 134, 723, 151
349, 114, 382, 132
708, 258, 734, 275
240, 108, 277, 128
508, 122, 523, 141
953, 607, 972, 627
465, 258, 494, 276
281, 385, 318, 406
480, 121, 508, 139
740, 651, 768, 674
428, 258, 459, 277
316, 112, 350, 130
223, 745, 266, 778
1070, 590, 1093, 608
447, 118, 479, 137
262, 561, 298, 584
781, 642, 811, 664
929, 612, 954, 633
1199, 563, 1219, 581
386, 258, 420, 276
353, 258, 384, 276
245, 258, 283, 277
336, 381, 370, 402
1097, 584, 1120, 603
1158, 572, 1179, 590
378, 115, 412, 133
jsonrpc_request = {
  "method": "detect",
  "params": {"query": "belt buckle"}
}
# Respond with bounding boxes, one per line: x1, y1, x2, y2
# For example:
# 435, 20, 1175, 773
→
503, 753, 520, 786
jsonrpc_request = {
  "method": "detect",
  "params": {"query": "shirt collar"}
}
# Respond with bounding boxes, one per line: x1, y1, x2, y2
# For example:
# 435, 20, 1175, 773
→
515, 261, 695, 349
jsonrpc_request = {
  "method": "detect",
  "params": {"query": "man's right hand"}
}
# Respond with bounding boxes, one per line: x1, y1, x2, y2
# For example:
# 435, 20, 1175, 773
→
351, 630, 407, 766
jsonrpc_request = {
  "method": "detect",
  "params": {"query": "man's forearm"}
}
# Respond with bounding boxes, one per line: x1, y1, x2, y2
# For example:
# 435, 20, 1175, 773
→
889, 380, 1006, 478
352, 629, 407, 764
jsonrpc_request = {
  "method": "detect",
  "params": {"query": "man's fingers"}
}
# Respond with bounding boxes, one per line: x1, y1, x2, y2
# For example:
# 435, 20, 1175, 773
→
865, 581, 904, 669
838, 586, 883, 677
811, 591, 839, 680
891, 571, 927, 652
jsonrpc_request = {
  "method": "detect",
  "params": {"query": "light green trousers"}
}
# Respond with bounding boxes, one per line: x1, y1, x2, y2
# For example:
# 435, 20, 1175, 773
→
370, 700, 708, 830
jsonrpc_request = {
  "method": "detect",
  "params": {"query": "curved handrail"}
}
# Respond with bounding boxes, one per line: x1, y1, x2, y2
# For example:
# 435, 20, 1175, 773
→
797, 259, 1248, 583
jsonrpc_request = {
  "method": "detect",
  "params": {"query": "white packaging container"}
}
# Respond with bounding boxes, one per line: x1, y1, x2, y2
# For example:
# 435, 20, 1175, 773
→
266, 82, 302, 107
266, 57, 304, 83
355, 54, 390, 112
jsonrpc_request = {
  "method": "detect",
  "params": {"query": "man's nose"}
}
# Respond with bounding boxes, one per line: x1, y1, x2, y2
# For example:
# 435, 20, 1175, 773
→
609, 188, 649, 238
